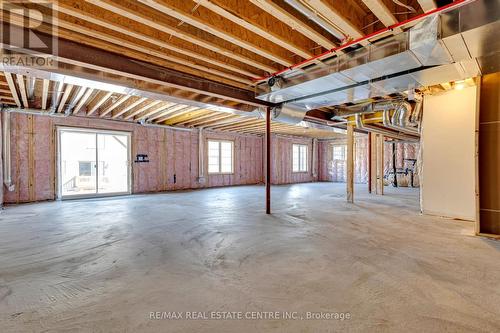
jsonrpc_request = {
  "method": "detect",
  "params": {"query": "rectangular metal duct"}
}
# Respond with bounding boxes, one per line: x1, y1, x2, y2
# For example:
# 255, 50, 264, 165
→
256, 0, 499, 110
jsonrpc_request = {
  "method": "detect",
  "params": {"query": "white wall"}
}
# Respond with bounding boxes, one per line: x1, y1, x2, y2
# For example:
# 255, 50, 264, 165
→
421, 86, 478, 221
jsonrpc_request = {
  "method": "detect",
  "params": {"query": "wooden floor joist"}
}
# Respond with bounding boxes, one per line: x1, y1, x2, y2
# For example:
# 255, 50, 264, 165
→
85, 0, 277, 74
139, 0, 295, 67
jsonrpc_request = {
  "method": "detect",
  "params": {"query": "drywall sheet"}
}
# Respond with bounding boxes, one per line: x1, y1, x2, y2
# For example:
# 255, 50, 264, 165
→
421, 86, 478, 221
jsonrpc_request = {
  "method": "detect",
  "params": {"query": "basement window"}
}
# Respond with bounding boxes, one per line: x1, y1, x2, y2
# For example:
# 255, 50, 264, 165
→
208, 140, 234, 174
292, 144, 308, 173
333, 145, 347, 161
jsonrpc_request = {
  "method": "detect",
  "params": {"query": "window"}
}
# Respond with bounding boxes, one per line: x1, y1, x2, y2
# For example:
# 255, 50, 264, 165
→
208, 140, 234, 174
292, 144, 308, 172
333, 145, 347, 160
79, 161, 92, 177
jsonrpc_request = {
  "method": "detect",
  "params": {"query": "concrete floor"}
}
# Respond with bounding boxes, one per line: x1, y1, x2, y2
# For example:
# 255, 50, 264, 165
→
0, 183, 499, 332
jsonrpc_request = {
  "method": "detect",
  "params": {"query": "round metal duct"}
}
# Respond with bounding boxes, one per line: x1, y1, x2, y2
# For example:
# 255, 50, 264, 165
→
271, 104, 308, 125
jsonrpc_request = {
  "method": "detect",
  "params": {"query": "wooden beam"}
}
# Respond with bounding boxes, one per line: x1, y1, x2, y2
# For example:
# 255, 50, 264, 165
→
123, 100, 162, 120
15, 74, 29, 108
100, 95, 131, 117
300, 0, 364, 40
64, 86, 87, 113
135, 103, 177, 121
87, 91, 113, 116
208, 116, 256, 129
112, 97, 148, 119
249, 0, 337, 50
4, 72, 22, 107
187, 113, 237, 127
155, 106, 199, 123
56, 84, 74, 113
52, 2, 259, 81
73, 88, 94, 114
139, 0, 294, 66
362, 0, 398, 27
416, 0, 437, 12
149, 104, 193, 123
1, 22, 271, 109
175, 111, 220, 126
41, 79, 50, 110
205, 116, 256, 130
86, 0, 276, 73
163, 109, 210, 125
346, 123, 354, 203
195, 0, 314, 59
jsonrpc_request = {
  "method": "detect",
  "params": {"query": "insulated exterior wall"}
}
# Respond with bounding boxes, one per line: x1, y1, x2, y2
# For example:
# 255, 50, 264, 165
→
421, 86, 478, 221
384, 142, 420, 187
3, 113, 263, 204
318, 136, 369, 183
270, 135, 318, 184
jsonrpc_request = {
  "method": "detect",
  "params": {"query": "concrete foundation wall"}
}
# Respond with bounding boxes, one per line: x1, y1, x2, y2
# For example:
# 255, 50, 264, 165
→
3, 113, 264, 204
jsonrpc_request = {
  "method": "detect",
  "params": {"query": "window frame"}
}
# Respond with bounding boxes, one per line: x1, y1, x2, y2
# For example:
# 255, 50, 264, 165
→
333, 145, 347, 161
292, 144, 308, 173
207, 139, 235, 175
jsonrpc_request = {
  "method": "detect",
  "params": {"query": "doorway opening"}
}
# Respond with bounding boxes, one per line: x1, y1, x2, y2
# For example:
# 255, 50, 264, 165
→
58, 127, 131, 199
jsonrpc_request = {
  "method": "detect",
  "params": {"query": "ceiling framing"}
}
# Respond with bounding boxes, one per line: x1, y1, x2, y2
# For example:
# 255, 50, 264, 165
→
0, 0, 432, 138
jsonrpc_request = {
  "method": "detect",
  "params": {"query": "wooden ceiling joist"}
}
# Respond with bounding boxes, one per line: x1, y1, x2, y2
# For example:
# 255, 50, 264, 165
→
123, 100, 162, 120
112, 97, 149, 119
73, 88, 95, 115
362, 0, 398, 27
194, 0, 314, 59
138, 0, 295, 67
1, 22, 268, 110
416, 0, 437, 12
87, 91, 113, 116
56, 84, 74, 113
64, 86, 87, 113
151, 105, 194, 122
135, 102, 176, 121
155, 106, 200, 123
15, 74, 29, 108
185, 113, 234, 127
100, 95, 131, 117
249, 0, 337, 50
52, 2, 260, 82
163, 109, 211, 126
85, 0, 277, 74
299, 0, 364, 40
41, 79, 49, 110
4, 72, 22, 107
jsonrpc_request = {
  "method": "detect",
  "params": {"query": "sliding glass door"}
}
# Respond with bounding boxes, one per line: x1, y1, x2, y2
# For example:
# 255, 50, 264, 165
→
58, 128, 131, 199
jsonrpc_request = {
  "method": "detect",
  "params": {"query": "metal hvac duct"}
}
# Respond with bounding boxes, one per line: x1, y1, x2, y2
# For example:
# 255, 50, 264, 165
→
256, 0, 499, 109
271, 104, 308, 125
